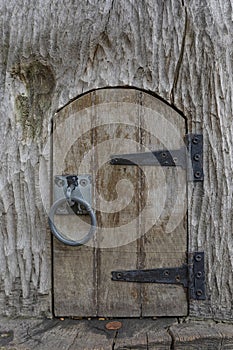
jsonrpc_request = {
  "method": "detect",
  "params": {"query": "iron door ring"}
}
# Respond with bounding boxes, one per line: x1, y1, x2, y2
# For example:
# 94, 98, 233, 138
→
49, 196, 96, 246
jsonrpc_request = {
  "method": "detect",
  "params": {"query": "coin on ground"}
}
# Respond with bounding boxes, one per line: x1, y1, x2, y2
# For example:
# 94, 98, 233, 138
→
105, 321, 122, 330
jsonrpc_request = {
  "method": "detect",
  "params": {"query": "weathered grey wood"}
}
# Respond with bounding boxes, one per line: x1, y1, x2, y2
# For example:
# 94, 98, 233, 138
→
115, 330, 171, 350
0, 317, 115, 350
177, 2, 233, 320
0, 317, 174, 350
52, 89, 141, 317
53, 89, 187, 317
1, 317, 233, 350
103, 318, 175, 350
170, 324, 222, 350
147, 330, 172, 350
215, 323, 233, 350
170, 323, 233, 350
64, 322, 114, 350
0, 0, 232, 319
93, 89, 141, 317
139, 92, 187, 316
52, 93, 98, 316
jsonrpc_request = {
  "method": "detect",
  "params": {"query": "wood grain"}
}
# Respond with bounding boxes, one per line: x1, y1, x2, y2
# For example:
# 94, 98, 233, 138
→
139, 92, 187, 316
0, 0, 232, 319
53, 89, 187, 317
93, 89, 141, 317
1, 317, 233, 350
53, 93, 97, 316
170, 323, 233, 350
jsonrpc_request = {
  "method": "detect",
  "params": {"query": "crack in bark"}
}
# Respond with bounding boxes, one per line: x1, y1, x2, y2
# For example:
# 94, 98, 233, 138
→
105, 0, 115, 30
170, 6, 188, 105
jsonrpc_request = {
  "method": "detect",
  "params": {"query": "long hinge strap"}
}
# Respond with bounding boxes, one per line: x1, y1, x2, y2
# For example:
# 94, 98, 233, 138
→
111, 251, 206, 300
110, 133, 203, 182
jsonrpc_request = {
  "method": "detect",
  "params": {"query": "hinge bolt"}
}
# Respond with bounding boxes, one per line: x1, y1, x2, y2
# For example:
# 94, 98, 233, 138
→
194, 171, 201, 179
116, 272, 122, 280
196, 271, 202, 278
195, 254, 202, 262
176, 275, 181, 282
79, 179, 88, 187
196, 289, 203, 297
57, 179, 64, 187
193, 154, 200, 161
192, 137, 199, 144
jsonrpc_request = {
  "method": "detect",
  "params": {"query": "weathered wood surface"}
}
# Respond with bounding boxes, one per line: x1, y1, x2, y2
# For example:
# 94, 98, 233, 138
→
1, 317, 233, 350
53, 89, 187, 317
138, 91, 187, 317
0, 317, 175, 350
170, 323, 233, 350
0, 0, 233, 319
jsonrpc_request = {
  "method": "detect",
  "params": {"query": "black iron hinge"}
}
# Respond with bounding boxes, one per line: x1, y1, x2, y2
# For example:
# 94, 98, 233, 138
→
111, 251, 206, 300
110, 133, 203, 182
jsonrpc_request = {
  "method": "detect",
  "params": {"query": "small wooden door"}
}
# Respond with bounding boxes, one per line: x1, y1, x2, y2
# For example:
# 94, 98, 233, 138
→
52, 88, 187, 317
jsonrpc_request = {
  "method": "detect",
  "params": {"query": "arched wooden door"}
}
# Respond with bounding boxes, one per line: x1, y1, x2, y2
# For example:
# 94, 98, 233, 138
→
52, 88, 187, 317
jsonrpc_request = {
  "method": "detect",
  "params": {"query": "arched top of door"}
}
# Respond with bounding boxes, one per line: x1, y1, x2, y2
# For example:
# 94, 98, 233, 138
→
55, 86, 186, 123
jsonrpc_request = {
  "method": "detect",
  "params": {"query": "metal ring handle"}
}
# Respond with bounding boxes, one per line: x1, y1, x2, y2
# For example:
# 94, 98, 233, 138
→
49, 196, 96, 246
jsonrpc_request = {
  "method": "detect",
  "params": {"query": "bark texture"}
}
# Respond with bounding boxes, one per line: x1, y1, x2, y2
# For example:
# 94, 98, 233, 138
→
0, 0, 232, 319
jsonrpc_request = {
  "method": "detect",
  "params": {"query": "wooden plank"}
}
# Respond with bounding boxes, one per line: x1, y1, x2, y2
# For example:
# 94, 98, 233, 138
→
147, 330, 172, 350
93, 89, 141, 316
53, 92, 97, 316
115, 333, 148, 349
114, 318, 173, 350
170, 324, 222, 350
139, 92, 187, 316
213, 324, 233, 350
2, 317, 233, 350
67, 322, 113, 350
115, 329, 171, 350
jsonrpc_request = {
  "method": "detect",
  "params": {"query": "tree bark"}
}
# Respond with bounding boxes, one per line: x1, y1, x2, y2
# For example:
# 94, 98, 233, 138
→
0, 0, 232, 319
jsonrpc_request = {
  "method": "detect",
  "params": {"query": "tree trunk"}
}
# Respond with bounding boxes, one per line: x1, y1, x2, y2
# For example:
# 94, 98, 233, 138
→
0, 0, 232, 319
